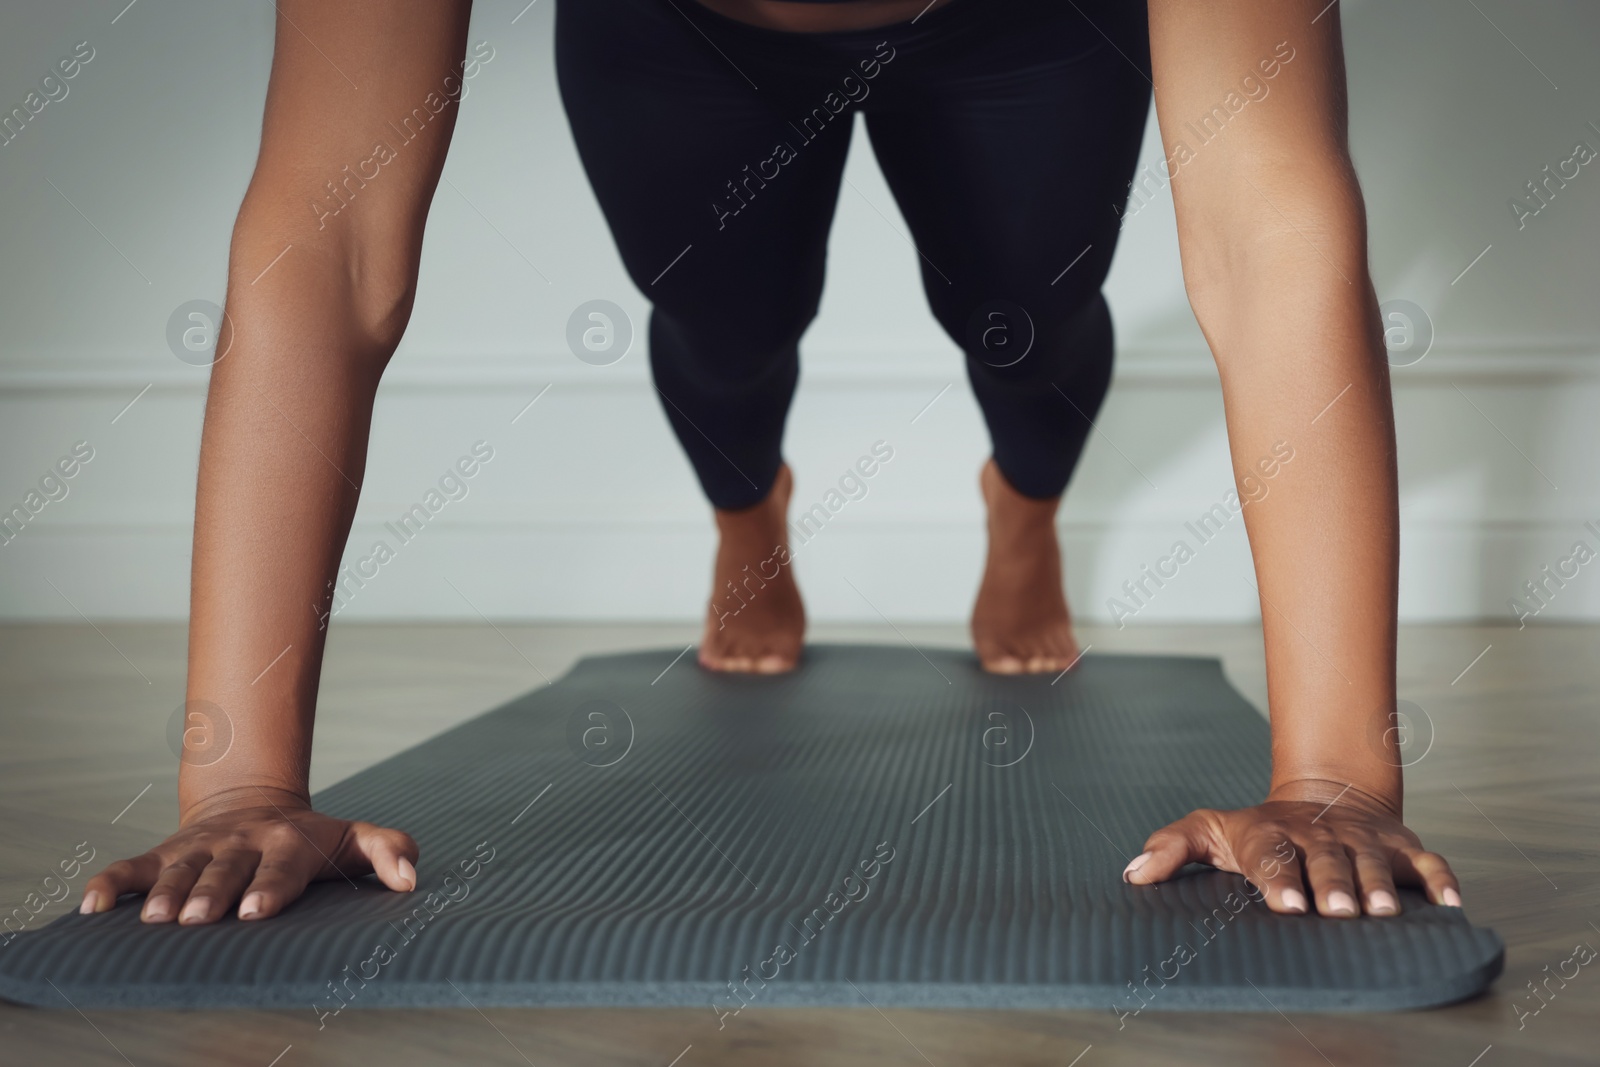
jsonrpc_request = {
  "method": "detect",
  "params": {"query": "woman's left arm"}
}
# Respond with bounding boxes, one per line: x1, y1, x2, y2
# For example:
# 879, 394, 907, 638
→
1122, 0, 1461, 917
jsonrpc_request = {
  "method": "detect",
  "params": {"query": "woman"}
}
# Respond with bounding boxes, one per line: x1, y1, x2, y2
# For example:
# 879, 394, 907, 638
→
80, 0, 1461, 929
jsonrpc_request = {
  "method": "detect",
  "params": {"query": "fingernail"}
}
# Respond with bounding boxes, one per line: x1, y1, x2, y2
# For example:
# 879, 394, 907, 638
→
143, 897, 172, 922
1327, 891, 1357, 916
1369, 890, 1397, 915
79, 891, 101, 915
239, 893, 264, 919
397, 856, 417, 892
1122, 852, 1153, 883
179, 897, 210, 924
1280, 888, 1307, 913
1442, 887, 1462, 908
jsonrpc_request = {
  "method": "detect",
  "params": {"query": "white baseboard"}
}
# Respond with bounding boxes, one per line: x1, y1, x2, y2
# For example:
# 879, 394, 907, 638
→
3, 344, 1598, 622
5, 516, 1597, 625
4, 339, 1600, 392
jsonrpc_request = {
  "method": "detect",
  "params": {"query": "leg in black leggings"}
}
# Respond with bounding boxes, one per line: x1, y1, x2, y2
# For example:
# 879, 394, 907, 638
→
556, 0, 1150, 672
861, 4, 1151, 498
556, 0, 858, 511
557, 0, 1150, 507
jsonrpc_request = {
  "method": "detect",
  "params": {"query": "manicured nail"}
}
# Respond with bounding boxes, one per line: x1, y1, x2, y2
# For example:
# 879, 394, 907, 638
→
1327, 891, 1357, 916
179, 897, 210, 924
1442, 887, 1462, 908
239, 893, 264, 919
397, 856, 417, 892
1280, 888, 1307, 913
1369, 890, 1397, 915
143, 897, 173, 922
79, 891, 101, 915
1122, 852, 1153, 883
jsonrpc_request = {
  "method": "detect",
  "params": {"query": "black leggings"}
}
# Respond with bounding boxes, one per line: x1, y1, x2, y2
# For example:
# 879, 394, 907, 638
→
556, 0, 1152, 509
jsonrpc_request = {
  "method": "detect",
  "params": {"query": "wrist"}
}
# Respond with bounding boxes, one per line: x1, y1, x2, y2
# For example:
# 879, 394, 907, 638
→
1267, 776, 1401, 819
179, 782, 312, 827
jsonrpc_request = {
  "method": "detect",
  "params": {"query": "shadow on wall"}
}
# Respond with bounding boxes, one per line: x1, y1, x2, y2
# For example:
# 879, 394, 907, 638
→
1346, 0, 1595, 619
1081, 0, 1597, 623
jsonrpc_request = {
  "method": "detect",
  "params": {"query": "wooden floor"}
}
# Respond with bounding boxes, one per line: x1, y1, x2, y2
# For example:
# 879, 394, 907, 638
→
1, 621, 1595, 1066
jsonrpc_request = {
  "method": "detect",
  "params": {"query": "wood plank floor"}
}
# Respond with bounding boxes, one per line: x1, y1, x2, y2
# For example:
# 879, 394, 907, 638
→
1, 622, 1595, 1066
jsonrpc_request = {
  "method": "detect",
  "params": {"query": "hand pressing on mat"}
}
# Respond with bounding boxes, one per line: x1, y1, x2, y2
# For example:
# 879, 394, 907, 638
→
79, 788, 419, 924
1122, 780, 1461, 919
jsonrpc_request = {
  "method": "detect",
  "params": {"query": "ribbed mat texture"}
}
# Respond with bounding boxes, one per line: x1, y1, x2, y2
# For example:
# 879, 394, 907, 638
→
0, 645, 1502, 1012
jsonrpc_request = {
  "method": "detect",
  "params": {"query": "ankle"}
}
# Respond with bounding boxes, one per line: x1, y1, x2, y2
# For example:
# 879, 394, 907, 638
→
984, 469, 1058, 528
715, 464, 792, 532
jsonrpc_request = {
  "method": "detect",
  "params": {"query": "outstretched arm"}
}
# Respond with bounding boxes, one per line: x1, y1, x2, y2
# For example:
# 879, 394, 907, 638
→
81, 0, 477, 924
1123, 0, 1460, 917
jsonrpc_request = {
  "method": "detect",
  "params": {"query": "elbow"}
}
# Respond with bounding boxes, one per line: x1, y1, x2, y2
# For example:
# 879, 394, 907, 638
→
227, 190, 425, 373
1173, 163, 1374, 368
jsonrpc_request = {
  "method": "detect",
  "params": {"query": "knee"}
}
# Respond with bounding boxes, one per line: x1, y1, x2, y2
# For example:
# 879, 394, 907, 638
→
940, 283, 1112, 385
653, 288, 818, 385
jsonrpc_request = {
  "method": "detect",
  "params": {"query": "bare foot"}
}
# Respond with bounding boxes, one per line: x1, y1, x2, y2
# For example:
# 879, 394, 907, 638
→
970, 458, 1081, 674
699, 464, 806, 674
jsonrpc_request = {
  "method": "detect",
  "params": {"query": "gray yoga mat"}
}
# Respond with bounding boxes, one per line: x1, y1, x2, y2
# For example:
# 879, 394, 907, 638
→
0, 644, 1502, 1013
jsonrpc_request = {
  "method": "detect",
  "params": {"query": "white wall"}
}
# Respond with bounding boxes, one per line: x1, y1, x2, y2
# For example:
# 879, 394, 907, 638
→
2, 0, 1598, 624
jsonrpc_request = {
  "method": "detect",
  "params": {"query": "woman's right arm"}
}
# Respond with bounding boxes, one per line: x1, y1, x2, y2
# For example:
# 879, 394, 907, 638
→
81, 0, 477, 924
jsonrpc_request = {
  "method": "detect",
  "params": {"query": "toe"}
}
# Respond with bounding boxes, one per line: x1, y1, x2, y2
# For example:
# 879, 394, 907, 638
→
699, 650, 745, 672
984, 653, 1025, 674
755, 653, 795, 674
1037, 652, 1078, 675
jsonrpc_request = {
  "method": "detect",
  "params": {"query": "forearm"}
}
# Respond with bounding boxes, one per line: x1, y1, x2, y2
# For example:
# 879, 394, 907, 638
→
1146, 0, 1402, 809
181, 200, 401, 822
1192, 214, 1401, 809
177, 0, 466, 822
